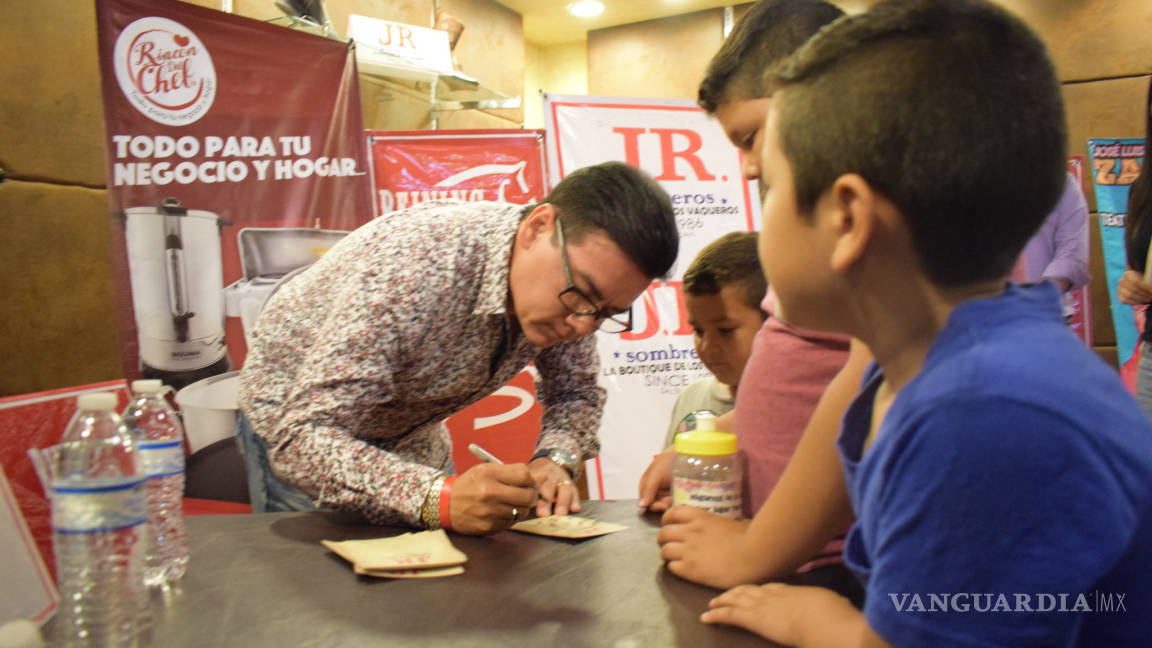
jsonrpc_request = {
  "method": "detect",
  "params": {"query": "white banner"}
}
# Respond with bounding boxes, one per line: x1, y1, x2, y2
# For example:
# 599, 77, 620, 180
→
543, 94, 759, 499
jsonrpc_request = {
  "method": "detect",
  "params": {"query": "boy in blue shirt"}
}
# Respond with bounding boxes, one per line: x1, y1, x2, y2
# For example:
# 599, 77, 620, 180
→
692, 0, 1152, 645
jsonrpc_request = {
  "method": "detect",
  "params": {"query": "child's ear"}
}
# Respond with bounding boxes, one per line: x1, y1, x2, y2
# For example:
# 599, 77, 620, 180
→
827, 174, 876, 273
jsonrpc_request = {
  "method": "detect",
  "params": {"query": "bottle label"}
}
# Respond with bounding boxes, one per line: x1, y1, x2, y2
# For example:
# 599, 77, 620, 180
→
51, 478, 148, 534
672, 477, 742, 518
139, 439, 185, 478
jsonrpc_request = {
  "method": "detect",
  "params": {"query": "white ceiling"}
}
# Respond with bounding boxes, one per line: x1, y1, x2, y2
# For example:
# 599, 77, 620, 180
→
492, 0, 741, 46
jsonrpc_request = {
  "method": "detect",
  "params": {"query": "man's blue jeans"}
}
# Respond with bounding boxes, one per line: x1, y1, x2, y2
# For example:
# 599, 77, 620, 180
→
235, 412, 317, 513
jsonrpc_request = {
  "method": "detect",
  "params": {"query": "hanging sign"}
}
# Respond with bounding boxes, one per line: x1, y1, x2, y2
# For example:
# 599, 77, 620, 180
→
96, 0, 374, 392
1087, 138, 1144, 387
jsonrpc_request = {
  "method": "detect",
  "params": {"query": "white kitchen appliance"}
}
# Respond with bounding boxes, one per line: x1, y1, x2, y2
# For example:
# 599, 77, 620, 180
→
223, 227, 350, 345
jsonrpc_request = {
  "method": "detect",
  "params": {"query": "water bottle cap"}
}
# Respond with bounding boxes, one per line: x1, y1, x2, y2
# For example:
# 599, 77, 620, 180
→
76, 393, 117, 411
0, 619, 46, 648
674, 429, 737, 455
132, 379, 164, 394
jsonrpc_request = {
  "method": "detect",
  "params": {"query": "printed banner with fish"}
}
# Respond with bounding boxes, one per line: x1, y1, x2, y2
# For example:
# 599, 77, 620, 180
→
543, 94, 760, 499
368, 130, 549, 471
369, 130, 548, 216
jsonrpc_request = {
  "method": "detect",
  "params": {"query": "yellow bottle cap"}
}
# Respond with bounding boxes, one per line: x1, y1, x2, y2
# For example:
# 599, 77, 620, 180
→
674, 430, 738, 456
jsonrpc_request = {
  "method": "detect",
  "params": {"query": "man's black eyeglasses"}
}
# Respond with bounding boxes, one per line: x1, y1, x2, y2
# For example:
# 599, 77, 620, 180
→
555, 218, 633, 334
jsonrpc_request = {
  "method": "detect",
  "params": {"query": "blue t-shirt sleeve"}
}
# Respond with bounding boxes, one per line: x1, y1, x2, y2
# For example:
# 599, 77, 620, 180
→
861, 398, 1137, 647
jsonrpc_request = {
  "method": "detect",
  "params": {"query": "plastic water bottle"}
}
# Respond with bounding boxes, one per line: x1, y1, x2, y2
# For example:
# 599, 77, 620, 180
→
672, 410, 743, 518
122, 380, 188, 587
49, 392, 150, 647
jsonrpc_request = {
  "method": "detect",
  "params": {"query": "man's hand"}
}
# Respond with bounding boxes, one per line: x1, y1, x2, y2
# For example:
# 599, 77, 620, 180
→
1118, 269, 1152, 305
449, 463, 538, 535
701, 583, 878, 647
637, 448, 675, 512
657, 505, 755, 590
528, 457, 580, 518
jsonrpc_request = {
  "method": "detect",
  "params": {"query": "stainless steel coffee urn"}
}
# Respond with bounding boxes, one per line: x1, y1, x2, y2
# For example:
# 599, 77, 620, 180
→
120, 197, 230, 390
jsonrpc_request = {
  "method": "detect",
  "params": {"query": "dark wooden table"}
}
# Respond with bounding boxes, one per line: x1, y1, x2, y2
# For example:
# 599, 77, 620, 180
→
148, 499, 775, 647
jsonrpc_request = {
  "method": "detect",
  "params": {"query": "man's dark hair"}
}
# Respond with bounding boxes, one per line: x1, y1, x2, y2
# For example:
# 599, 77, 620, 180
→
698, 0, 844, 114
683, 231, 767, 313
542, 161, 679, 279
766, 0, 1067, 287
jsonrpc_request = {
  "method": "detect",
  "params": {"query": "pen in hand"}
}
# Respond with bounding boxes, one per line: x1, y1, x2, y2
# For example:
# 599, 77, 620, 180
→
468, 443, 549, 507
468, 443, 504, 465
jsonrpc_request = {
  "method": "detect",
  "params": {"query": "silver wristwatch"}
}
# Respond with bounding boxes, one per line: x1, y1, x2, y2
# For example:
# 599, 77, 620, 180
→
531, 447, 582, 480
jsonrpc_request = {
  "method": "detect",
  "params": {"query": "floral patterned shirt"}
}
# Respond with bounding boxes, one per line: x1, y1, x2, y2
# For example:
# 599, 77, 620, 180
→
238, 201, 605, 526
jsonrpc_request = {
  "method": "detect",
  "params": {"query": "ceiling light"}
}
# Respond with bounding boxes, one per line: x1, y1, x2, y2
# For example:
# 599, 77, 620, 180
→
568, 1, 605, 18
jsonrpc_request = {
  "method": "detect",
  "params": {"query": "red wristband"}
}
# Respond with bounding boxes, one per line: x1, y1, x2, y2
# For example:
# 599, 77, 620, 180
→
439, 476, 456, 531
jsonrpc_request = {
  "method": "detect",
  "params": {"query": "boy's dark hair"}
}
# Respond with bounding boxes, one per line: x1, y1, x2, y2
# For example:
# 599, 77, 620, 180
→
698, 0, 844, 114
766, 0, 1067, 287
541, 161, 679, 280
1124, 79, 1152, 273
683, 232, 768, 313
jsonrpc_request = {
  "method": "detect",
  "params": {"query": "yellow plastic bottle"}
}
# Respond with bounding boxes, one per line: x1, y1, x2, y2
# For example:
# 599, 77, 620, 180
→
671, 411, 742, 518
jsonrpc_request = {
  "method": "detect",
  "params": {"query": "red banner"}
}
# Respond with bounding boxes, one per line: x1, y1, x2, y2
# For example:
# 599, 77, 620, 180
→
369, 130, 548, 470
369, 129, 548, 216
96, 0, 374, 391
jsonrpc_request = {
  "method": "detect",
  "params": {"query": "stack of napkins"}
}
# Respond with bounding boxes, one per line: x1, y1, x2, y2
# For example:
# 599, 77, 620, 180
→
510, 515, 628, 539
322, 529, 467, 578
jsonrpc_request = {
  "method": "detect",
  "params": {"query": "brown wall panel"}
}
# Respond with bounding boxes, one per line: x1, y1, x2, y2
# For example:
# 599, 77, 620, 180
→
438, 109, 520, 130
1, 0, 106, 187
441, 0, 525, 125
0, 181, 121, 396
232, 0, 430, 32
998, 0, 1152, 82
325, 0, 430, 29
361, 82, 435, 131
1063, 76, 1149, 211
1088, 212, 1115, 347
1096, 345, 1119, 367
179, 0, 226, 11
588, 9, 724, 100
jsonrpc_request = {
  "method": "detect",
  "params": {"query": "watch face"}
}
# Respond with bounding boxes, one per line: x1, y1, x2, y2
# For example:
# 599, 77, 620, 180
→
534, 448, 580, 478
548, 449, 580, 478
550, 449, 577, 464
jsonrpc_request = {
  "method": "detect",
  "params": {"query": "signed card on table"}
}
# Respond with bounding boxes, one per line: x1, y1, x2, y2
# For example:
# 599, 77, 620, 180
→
353, 564, 466, 579
510, 515, 628, 539
322, 529, 467, 576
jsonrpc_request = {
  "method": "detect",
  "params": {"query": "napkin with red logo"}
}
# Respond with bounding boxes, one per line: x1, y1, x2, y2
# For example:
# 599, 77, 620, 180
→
322, 529, 467, 578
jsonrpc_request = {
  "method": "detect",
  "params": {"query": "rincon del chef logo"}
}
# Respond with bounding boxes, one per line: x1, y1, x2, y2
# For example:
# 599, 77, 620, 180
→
113, 17, 216, 126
